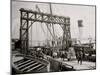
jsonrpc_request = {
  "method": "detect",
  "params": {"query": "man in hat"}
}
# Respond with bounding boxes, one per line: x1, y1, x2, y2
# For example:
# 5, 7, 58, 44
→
77, 48, 83, 65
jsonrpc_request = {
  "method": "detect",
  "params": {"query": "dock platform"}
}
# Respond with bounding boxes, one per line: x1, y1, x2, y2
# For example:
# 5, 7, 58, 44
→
55, 58, 96, 70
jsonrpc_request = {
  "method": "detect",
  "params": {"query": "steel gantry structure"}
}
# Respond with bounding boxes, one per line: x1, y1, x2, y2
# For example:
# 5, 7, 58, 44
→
19, 8, 71, 55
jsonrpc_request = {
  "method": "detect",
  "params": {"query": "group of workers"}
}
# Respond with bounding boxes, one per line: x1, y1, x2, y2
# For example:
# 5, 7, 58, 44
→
52, 47, 84, 65
30, 47, 84, 65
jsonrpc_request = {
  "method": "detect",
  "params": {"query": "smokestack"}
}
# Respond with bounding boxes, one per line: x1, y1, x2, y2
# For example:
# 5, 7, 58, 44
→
78, 20, 83, 41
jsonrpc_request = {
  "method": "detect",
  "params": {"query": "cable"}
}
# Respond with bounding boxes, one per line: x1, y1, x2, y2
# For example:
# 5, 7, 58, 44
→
46, 23, 55, 40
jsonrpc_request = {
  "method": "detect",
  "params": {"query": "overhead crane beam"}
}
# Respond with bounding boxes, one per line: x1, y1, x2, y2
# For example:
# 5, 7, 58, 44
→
20, 8, 67, 25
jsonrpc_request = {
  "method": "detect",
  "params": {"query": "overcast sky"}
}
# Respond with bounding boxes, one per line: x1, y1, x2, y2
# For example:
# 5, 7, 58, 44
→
11, 1, 95, 46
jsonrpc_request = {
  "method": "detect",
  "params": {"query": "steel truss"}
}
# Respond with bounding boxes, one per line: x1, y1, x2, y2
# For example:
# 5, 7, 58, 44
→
20, 8, 71, 55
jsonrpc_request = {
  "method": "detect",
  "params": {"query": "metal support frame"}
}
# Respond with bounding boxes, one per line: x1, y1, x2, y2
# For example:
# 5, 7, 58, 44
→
20, 8, 71, 55
62, 18, 71, 50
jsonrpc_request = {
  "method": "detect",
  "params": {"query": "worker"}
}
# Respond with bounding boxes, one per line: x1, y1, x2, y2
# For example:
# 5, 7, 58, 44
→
53, 52, 57, 58
62, 51, 65, 61
67, 50, 71, 61
77, 49, 83, 65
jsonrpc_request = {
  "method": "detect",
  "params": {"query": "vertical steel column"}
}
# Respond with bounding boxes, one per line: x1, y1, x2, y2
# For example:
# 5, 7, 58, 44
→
20, 11, 22, 41
67, 18, 71, 47
20, 10, 23, 53
20, 9, 29, 56
62, 17, 71, 50
25, 11, 29, 55
62, 18, 66, 50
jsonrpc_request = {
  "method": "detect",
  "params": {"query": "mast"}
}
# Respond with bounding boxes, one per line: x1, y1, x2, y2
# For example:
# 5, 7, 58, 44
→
49, 3, 56, 47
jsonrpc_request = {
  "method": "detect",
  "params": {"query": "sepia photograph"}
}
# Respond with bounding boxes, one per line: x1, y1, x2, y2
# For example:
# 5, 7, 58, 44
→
11, 0, 96, 74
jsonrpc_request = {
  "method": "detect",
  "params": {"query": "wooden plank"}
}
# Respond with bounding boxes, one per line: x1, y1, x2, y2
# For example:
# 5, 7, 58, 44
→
21, 62, 39, 71
37, 65, 46, 71
18, 61, 35, 69
26, 64, 42, 72
17, 59, 31, 67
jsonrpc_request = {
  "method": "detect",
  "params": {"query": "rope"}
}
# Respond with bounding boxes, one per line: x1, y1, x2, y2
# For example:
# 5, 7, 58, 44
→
36, 22, 38, 45
46, 23, 55, 40
40, 23, 47, 37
